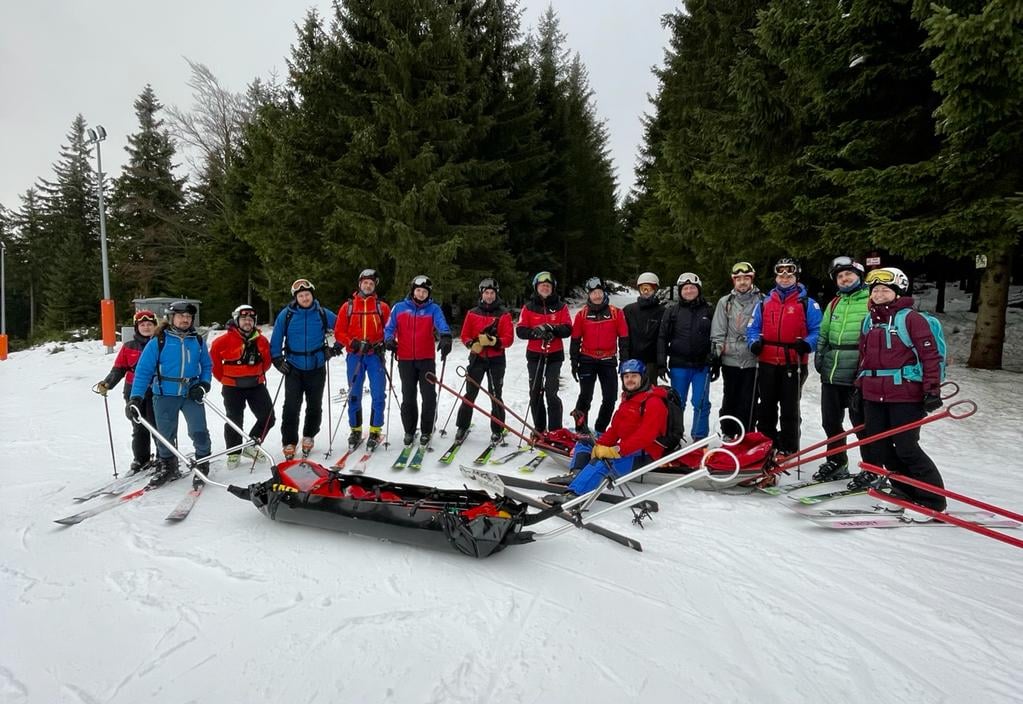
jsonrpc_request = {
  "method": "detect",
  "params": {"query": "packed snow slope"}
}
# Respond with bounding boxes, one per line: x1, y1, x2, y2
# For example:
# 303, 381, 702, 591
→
2, 284, 1022, 703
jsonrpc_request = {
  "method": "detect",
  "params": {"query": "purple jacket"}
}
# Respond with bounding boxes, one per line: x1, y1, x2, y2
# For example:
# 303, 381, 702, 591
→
856, 296, 941, 403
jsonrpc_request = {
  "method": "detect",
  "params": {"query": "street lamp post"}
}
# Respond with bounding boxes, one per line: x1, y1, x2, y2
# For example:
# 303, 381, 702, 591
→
86, 125, 115, 354
1, 238, 8, 361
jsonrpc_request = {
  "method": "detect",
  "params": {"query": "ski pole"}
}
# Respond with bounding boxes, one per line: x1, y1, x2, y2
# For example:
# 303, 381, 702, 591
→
249, 375, 284, 473
432, 355, 448, 434
457, 363, 536, 436
93, 383, 118, 478
383, 352, 395, 448
520, 352, 548, 447
427, 371, 535, 446
326, 353, 364, 457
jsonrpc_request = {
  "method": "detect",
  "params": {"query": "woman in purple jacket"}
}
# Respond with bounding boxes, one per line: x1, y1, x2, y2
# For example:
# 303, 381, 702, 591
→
849, 267, 945, 512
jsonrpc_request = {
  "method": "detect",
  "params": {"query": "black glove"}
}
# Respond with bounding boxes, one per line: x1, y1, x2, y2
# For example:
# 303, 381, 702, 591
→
709, 357, 721, 382
272, 357, 291, 375
849, 387, 862, 416
530, 325, 547, 340
354, 340, 372, 354
126, 396, 143, 421
540, 324, 555, 341
438, 334, 452, 361
657, 365, 669, 382
923, 393, 942, 414
384, 338, 398, 352
188, 382, 210, 402
330, 341, 344, 358
571, 359, 580, 382
795, 339, 812, 355
750, 339, 763, 356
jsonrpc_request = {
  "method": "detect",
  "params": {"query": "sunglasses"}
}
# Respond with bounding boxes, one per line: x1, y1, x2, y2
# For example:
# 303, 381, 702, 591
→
731, 262, 754, 276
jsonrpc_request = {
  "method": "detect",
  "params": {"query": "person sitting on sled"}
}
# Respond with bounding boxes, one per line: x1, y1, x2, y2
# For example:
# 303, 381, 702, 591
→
545, 359, 668, 503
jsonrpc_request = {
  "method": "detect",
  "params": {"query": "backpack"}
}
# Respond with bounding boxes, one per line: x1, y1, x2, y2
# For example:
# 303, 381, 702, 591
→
283, 305, 330, 357
641, 385, 687, 452
860, 308, 947, 383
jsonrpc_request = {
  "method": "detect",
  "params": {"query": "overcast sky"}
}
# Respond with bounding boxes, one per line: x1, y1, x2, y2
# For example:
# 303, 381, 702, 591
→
0, 1, 679, 214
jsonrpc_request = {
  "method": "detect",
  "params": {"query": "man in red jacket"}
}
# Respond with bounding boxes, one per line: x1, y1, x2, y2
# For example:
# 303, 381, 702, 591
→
210, 304, 275, 465
546, 359, 668, 502
515, 271, 572, 436
570, 276, 629, 433
455, 278, 514, 444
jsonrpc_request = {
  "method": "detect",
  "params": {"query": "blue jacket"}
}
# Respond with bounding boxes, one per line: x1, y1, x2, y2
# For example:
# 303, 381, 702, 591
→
130, 327, 213, 398
270, 301, 338, 371
384, 297, 451, 360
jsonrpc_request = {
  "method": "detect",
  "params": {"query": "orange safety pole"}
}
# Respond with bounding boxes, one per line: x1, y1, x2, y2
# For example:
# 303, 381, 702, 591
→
100, 299, 116, 351
0, 334, 7, 361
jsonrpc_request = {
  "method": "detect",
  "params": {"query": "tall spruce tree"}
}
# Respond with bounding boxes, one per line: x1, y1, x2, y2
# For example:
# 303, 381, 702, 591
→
9, 188, 50, 337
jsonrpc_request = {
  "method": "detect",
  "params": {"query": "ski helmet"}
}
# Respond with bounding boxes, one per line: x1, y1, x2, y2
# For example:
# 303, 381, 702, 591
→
133, 309, 158, 328
619, 359, 647, 376
828, 255, 864, 281
773, 258, 800, 277
358, 268, 380, 285
584, 276, 605, 293
478, 277, 499, 294
232, 304, 257, 325
676, 272, 702, 290
291, 278, 315, 296
866, 267, 909, 296
636, 272, 660, 288
410, 274, 432, 294
731, 261, 755, 277
532, 271, 557, 290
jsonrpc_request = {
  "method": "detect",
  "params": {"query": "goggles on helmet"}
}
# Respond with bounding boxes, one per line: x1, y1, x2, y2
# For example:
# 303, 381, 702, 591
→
133, 310, 158, 325
731, 262, 755, 276
291, 279, 315, 296
865, 268, 896, 286
774, 264, 798, 276
584, 277, 604, 292
479, 277, 499, 293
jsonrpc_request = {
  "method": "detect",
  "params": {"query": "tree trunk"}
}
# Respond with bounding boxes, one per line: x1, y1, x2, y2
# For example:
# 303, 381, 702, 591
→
967, 244, 1013, 369
935, 273, 946, 313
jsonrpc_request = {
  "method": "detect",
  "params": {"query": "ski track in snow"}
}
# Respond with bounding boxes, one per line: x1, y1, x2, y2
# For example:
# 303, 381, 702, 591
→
2, 286, 1022, 702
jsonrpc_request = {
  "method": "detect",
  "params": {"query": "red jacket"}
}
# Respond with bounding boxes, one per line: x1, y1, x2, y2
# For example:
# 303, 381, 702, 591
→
856, 297, 941, 403
571, 302, 628, 360
516, 294, 572, 354
333, 293, 391, 351
460, 303, 514, 359
210, 324, 273, 388
102, 336, 150, 396
598, 384, 668, 459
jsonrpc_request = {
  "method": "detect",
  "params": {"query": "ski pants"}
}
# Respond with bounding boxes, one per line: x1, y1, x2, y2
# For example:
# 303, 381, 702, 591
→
124, 390, 155, 464
755, 362, 807, 454
568, 449, 649, 495
574, 356, 618, 433
526, 351, 564, 433
861, 400, 945, 511
281, 366, 326, 446
398, 358, 437, 436
820, 382, 864, 467
719, 365, 757, 439
346, 352, 386, 429
669, 365, 712, 440
456, 355, 506, 434
152, 394, 211, 462
222, 384, 275, 451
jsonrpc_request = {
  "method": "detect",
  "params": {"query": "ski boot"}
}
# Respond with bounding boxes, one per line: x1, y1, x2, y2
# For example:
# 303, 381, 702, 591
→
847, 470, 884, 490
543, 491, 577, 506
403, 433, 415, 446
547, 472, 577, 487
193, 461, 210, 489
490, 431, 504, 445
149, 458, 182, 488
455, 426, 470, 444
367, 427, 383, 450
282, 444, 296, 461
813, 460, 849, 482
226, 453, 241, 467
128, 459, 147, 475
419, 433, 431, 448
301, 437, 315, 457
570, 409, 588, 431
348, 427, 363, 448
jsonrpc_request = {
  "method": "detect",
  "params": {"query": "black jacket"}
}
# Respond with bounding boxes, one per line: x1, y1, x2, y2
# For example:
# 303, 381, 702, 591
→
622, 296, 665, 364
657, 298, 713, 369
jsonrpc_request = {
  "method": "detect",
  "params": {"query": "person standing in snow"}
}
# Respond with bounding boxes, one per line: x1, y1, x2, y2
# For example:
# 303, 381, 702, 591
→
848, 267, 946, 512
657, 273, 714, 441
515, 271, 572, 437
813, 256, 870, 481
710, 262, 763, 440
210, 304, 275, 466
95, 309, 159, 474
622, 272, 666, 387
128, 301, 213, 486
270, 278, 339, 460
570, 276, 628, 433
745, 258, 822, 457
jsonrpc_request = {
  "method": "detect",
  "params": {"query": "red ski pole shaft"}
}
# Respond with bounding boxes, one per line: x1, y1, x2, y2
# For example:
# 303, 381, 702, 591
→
862, 463, 1023, 523
774, 399, 976, 473
456, 364, 536, 436
867, 488, 1023, 550
427, 371, 534, 446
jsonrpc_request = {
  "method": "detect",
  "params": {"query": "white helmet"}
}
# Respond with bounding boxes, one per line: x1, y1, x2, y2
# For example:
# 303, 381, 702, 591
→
636, 272, 660, 288
867, 267, 909, 296
232, 304, 257, 325
676, 272, 702, 290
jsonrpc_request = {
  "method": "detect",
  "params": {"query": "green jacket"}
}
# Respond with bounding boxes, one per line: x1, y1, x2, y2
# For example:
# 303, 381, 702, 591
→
815, 286, 869, 385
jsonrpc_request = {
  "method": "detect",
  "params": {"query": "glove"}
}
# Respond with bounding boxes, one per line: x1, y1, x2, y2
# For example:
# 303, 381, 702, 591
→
125, 396, 143, 421
849, 387, 862, 416
330, 341, 344, 358
272, 357, 291, 375
592, 444, 621, 460
656, 363, 669, 382
438, 334, 452, 361
478, 333, 497, 348
795, 339, 812, 355
571, 359, 580, 382
384, 338, 398, 352
709, 359, 721, 382
470, 341, 484, 355
540, 324, 555, 341
95, 381, 109, 396
188, 382, 210, 402
531, 326, 548, 340
923, 393, 942, 414
750, 339, 764, 356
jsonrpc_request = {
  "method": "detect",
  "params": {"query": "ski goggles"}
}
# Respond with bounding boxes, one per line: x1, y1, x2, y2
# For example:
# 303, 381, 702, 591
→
479, 277, 499, 293
584, 276, 604, 291
731, 262, 755, 276
532, 271, 555, 287
133, 312, 158, 325
774, 264, 798, 276
358, 269, 379, 283
291, 278, 315, 295
237, 310, 257, 319
865, 268, 897, 286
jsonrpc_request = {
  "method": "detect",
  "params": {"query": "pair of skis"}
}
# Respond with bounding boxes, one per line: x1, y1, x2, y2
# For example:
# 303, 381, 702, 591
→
391, 434, 429, 470
333, 435, 383, 475
55, 470, 203, 526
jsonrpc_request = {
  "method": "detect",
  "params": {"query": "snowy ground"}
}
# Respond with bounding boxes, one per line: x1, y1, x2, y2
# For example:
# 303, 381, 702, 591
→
2, 285, 1022, 703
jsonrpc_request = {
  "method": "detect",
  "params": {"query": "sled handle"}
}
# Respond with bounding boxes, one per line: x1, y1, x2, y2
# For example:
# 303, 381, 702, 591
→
718, 415, 745, 446
945, 398, 976, 420
703, 447, 741, 484
940, 380, 959, 400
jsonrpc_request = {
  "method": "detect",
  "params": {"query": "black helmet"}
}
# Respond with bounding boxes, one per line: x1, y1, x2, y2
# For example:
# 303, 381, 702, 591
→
358, 269, 379, 285
165, 300, 197, 321
478, 277, 499, 294
532, 271, 557, 290
774, 257, 801, 277
828, 256, 864, 281
584, 276, 605, 293
410, 274, 432, 294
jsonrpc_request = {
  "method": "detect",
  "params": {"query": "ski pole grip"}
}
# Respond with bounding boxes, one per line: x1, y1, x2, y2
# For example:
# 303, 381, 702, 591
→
946, 399, 977, 420
455, 365, 468, 377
